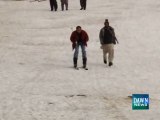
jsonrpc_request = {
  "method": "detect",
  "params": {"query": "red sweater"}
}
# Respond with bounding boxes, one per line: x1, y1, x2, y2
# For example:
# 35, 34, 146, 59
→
70, 30, 89, 46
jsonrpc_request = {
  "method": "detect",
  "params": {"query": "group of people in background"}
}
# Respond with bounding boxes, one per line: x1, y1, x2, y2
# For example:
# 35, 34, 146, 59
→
49, 0, 87, 11
70, 19, 118, 69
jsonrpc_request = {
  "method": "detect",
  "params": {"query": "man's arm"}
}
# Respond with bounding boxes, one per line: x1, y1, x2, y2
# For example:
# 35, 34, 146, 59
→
99, 29, 104, 45
110, 27, 119, 44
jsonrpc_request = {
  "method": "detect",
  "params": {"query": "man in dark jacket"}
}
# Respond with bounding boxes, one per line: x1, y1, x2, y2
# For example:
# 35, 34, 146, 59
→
80, 0, 87, 10
99, 19, 118, 66
61, 0, 68, 11
50, 0, 58, 11
70, 26, 89, 68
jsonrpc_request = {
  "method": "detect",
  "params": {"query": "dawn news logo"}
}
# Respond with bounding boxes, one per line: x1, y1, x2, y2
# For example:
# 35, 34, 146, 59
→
132, 94, 149, 110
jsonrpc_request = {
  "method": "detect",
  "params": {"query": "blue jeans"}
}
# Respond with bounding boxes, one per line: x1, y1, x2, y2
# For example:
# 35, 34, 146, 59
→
74, 43, 87, 59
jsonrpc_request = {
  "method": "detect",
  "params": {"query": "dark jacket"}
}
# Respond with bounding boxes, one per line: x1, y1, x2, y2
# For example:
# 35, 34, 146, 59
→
70, 30, 89, 46
99, 26, 118, 45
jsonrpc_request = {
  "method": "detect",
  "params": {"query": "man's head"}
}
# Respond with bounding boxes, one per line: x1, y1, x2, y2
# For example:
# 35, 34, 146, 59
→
76, 26, 82, 33
104, 19, 109, 27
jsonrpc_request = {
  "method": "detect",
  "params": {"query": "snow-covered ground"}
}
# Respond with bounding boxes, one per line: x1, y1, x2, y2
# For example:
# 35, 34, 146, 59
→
0, 0, 160, 119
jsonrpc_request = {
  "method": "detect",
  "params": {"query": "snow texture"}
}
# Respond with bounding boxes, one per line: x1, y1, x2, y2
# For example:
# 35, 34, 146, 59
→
0, 0, 160, 120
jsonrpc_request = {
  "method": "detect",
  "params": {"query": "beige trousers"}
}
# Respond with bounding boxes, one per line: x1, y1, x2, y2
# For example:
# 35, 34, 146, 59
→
102, 44, 114, 63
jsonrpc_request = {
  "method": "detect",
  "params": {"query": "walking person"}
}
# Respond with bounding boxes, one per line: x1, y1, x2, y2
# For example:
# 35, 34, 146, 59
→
61, 0, 68, 11
70, 26, 89, 69
99, 19, 118, 66
80, 0, 87, 10
50, 0, 58, 11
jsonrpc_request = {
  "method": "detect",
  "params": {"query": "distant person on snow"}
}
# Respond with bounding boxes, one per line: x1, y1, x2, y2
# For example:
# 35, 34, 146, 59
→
50, 0, 58, 11
99, 19, 118, 66
70, 26, 89, 69
80, 0, 87, 10
61, 0, 68, 11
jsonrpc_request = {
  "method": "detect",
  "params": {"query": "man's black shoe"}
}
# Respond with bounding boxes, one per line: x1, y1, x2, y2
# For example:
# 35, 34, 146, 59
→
109, 62, 113, 66
74, 64, 77, 68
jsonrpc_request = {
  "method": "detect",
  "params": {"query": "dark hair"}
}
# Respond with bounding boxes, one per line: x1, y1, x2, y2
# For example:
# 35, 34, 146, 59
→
76, 26, 81, 29
104, 19, 109, 25
105, 19, 109, 22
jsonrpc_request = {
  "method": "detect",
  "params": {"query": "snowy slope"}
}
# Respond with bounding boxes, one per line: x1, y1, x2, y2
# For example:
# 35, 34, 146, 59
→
0, 0, 160, 120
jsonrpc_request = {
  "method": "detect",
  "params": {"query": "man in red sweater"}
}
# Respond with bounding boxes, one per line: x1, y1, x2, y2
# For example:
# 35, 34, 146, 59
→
70, 26, 89, 69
